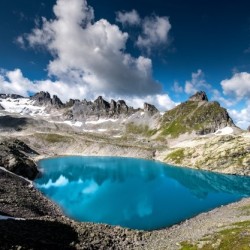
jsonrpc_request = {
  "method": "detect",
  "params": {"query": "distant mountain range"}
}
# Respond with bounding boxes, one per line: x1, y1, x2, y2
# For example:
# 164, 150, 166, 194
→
0, 90, 239, 137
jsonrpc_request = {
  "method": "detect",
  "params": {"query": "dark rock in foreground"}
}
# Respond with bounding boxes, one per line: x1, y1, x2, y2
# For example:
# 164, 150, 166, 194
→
0, 168, 62, 218
0, 139, 39, 180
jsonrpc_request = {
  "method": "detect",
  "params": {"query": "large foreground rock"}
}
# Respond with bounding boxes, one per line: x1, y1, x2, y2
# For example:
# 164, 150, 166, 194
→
0, 139, 39, 180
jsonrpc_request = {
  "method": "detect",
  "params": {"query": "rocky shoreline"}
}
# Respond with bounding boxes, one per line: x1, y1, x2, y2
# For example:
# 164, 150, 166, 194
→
1, 138, 250, 249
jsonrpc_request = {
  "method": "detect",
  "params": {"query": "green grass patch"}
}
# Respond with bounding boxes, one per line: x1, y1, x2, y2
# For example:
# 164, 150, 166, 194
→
238, 206, 250, 216
180, 242, 198, 250
35, 133, 73, 143
126, 123, 157, 137
165, 148, 185, 164
180, 221, 250, 250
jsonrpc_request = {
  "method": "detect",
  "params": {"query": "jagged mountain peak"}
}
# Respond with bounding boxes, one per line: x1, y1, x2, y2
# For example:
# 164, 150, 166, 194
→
189, 91, 208, 102
160, 91, 235, 137
30, 91, 63, 108
144, 103, 159, 115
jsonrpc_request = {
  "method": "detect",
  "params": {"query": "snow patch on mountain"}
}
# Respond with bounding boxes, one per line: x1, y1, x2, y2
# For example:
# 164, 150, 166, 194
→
214, 127, 234, 135
85, 118, 118, 124
0, 98, 47, 116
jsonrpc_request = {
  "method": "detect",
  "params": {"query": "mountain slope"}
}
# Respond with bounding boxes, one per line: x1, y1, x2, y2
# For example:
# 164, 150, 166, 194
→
160, 91, 235, 138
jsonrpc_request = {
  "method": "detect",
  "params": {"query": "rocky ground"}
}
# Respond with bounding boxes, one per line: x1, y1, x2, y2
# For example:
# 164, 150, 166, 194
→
1, 131, 250, 249
157, 131, 250, 176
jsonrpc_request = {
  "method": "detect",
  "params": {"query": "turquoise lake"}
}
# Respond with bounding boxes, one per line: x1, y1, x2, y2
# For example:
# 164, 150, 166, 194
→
35, 156, 250, 230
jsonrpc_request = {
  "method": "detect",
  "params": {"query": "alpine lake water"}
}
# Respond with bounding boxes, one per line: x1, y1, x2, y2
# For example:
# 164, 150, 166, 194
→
35, 156, 250, 231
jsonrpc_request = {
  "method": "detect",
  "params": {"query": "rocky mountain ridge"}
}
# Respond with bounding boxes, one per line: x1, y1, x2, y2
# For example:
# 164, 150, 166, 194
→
9, 91, 159, 121
0, 90, 239, 138
159, 91, 235, 137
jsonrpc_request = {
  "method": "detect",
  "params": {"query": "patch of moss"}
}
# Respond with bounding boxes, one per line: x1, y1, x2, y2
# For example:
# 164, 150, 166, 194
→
181, 221, 250, 250
238, 206, 250, 216
180, 242, 198, 250
125, 123, 157, 137
165, 148, 185, 164
35, 133, 73, 143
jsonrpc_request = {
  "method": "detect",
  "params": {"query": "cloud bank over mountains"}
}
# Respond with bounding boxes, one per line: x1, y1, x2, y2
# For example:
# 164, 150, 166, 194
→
0, 0, 249, 128
2, 0, 176, 110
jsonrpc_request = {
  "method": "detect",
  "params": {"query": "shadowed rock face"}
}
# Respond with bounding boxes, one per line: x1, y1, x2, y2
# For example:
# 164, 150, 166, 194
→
0, 104, 4, 110
66, 96, 141, 121
52, 95, 64, 108
65, 98, 80, 108
30, 91, 64, 109
0, 139, 39, 180
144, 103, 159, 115
189, 91, 208, 102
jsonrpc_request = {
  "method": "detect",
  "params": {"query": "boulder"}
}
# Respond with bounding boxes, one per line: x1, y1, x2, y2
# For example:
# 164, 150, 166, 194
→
0, 139, 39, 180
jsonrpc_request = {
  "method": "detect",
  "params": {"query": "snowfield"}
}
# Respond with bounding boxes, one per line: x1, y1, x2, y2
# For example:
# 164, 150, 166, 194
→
214, 126, 234, 135
0, 98, 47, 116
85, 118, 118, 124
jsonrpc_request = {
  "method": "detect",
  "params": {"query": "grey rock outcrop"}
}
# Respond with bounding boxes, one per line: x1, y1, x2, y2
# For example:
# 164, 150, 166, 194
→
94, 96, 110, 111
51, 95, 64, 108
144, 103, 159, 115
0, 104, 4, 110
31, 91, 52, 106
189, 91, 208, 102
65, 98, 80, 108
31, 91, 64, 109
65, 96, 139, 121
0, 139, 39, 180
117, 100, 129, 113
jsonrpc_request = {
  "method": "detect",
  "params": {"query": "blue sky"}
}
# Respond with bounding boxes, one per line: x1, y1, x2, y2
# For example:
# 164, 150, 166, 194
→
0, 0, 250, 128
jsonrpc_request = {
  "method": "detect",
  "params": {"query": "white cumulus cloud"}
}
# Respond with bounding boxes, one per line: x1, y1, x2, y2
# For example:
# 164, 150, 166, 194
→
116, 9, 141, 26
228, 103, 250, 130
221, 72, 250, 100
185, 69, 211, 95
136, 15, 171, 54
18, 0, 161, 97
0, 68, 89, 102
172, 81, 183, 93
0, 68, 177, 111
